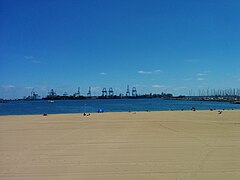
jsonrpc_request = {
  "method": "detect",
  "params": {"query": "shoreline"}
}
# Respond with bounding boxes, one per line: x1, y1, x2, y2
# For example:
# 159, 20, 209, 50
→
1, 108, 240, 117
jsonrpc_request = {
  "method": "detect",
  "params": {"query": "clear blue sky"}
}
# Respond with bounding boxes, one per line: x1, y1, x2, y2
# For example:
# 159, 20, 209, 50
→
1, 0, 240, 98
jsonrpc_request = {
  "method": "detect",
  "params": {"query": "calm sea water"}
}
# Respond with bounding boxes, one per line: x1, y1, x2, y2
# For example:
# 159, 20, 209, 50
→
0, 99, 240, 116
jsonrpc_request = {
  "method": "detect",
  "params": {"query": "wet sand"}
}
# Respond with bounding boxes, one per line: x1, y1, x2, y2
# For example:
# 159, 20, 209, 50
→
0, 110, 240, 180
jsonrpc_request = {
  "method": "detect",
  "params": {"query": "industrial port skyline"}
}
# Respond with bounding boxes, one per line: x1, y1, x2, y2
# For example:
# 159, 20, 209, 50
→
1, 84, 240, 102
7, 86, 238, 104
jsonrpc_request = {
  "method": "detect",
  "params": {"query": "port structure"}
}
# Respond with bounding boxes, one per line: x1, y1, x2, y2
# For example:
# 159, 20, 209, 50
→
49, 89, 56, 97
74, 87, 81, 97
108, 88, 114, 97
102, 87, 114, 97
126, 85, 130, 97
102, 88, 107, 97
132, 87, 137, 97
87, 87, 91, 97
30, 88, 38, 100
46, 89, 57, 100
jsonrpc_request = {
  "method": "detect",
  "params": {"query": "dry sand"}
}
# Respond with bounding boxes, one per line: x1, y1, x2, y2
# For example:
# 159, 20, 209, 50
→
0, 110, 240, 180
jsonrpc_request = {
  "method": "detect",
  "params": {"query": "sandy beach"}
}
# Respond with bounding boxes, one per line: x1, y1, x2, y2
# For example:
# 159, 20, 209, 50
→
0, 110, 240, 180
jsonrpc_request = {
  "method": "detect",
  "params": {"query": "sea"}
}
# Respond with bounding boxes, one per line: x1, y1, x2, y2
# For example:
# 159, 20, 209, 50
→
0, 98, 239, 116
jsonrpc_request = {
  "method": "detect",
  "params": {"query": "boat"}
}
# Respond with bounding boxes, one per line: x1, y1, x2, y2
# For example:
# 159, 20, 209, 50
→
233, 101, 240, 104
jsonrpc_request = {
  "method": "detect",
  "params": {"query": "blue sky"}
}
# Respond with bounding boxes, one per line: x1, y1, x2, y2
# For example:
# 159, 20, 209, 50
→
1, 0, 240, 98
